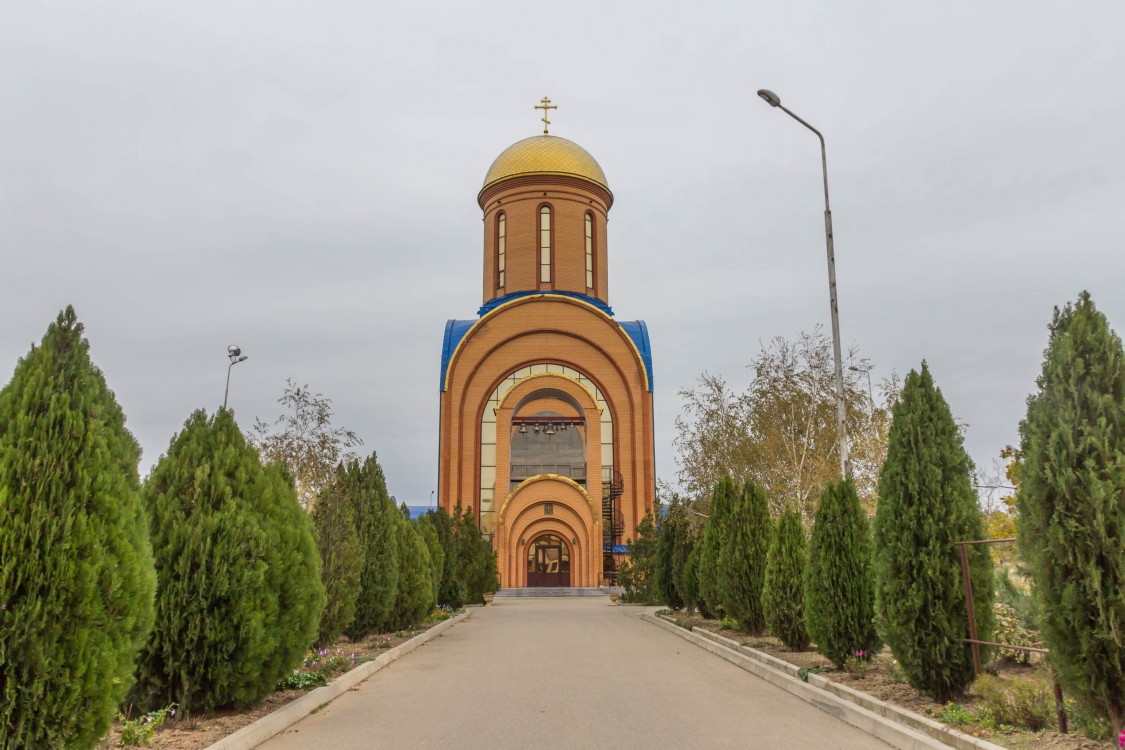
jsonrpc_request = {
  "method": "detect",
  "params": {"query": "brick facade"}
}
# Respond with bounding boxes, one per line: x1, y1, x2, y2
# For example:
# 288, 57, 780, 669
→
439, 136, 654, 588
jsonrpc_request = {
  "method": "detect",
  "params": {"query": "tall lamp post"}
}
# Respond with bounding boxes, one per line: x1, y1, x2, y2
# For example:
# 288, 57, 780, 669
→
757, 88, 851, 479
223, 345, 248, 411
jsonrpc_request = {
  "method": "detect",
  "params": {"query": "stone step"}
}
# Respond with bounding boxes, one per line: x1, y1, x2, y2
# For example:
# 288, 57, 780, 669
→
494, 587, 611, 597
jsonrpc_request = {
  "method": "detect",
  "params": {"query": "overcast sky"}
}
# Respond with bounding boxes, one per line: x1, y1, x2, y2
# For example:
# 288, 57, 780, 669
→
3, 1, 1123, 504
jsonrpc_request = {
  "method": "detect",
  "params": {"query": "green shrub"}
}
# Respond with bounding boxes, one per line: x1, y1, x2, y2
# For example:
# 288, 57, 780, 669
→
0, 307, 156, 749
133, 409, 323, 713
313, 467, 362, 645
417, 520, 445, 610
719, 479, 771, 634
390, 518, 434, 630
973, 674, 1054, 731
345, 454, 400, 638
1018, 292, 1125, 739
618, 511, 658, 603
118, 704, 176, 747
655, 506, 684, 609
697, 475, 737, 617
276, 669, 329, 691
763, 507, 810, 650
804, 478, 880, 669
876, 362, 993, 702
422, 507, 464, 609
682, 546, 701, 615
454, 505, 499, 604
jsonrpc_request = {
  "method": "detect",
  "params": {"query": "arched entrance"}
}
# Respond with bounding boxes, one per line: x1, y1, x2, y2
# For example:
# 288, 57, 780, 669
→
526, 534, 571, 587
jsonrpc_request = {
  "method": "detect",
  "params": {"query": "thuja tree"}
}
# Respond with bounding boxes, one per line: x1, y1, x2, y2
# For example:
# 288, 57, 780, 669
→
345, 453, 400, 638
453, 505, 498, 605
0, 307, 156, 749
417, 520, 445, 610
133, 409, 323, 712
256, 463, 325, 684
682, 547, 702, 615
390, 518, 434, 630
697, 475, 737, 617
423, 507, 465, 608
805, 478, 880, 668
719, 479, 772, 633
1018, 292, 1125, 737
764, 507, 810, 650
875, 363, 993, 702
655, 505, 684, 608
312, 467, 363, 644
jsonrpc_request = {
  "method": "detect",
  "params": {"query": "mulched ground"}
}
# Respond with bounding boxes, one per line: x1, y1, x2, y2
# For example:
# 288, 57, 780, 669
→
665, 614, 1111, 750
96, 617, 454, 750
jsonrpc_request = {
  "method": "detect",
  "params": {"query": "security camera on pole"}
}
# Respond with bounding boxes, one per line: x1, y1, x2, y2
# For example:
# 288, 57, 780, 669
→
223, 345, 248, 411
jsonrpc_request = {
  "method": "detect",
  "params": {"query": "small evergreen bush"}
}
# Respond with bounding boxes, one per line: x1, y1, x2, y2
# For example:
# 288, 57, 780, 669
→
133, 409, 323, 713
682, 546, 701, 615
655, 506, 684, 608
697, 475, 737, 617
804, 478, 880, 669
1018, 292, 1125, 738
312, 467, 362, 645
0, 307, 156, 749
345, 454, 400, 638
763, 507, 810, 650
875, 362, 993, 702
390, 518, 434, 630
417, 520, 445, 610
719, 479, 771, 633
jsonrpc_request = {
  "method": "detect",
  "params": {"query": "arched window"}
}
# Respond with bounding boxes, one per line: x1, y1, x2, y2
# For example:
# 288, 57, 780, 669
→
539, 205, 552, 284
496, 212, 506, 289
585, 212, 595, 290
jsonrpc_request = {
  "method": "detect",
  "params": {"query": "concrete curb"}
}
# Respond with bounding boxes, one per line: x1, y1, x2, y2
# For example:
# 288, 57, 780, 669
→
205, 610, 472, 750
642, 613, 1005, 750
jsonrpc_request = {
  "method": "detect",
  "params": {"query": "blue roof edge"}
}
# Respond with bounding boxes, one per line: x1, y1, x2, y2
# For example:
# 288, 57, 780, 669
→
440, 293, 653, 393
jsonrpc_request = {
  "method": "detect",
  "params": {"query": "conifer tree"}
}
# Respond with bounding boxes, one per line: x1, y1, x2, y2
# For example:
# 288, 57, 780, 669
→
764, 507, 810, 650
682, 546, 702, 616
345, 453, 400, 638
1018, 292, 1125, 737
655, 506, 684, 608
697, 475, 737, 617
424, 507, 465, 608
875, 363, 993, 701
805, 478, 880, 668
134, 409, 321, 713
390, 518, 434, 629
313, 466, 363, 644
670, 509, 696, 611
257, 462, 325, 679
454, 506, 498, 604
719, 479, 772, 633
0, 307, 156, 749
417, 519, 445, 610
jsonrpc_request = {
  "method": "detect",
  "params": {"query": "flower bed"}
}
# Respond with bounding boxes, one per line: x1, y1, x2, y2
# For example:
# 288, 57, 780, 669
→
660, 612, 1114, 749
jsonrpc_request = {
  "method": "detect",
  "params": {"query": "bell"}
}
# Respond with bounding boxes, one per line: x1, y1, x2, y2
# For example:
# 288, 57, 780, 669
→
544, 425, 556, 436
533, 424, 540, 434
518, 424, 527, 434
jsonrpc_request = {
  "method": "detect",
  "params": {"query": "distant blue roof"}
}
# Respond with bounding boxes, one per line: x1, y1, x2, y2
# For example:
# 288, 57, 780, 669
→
440, 292, 653, 392
406, 506, 433, 520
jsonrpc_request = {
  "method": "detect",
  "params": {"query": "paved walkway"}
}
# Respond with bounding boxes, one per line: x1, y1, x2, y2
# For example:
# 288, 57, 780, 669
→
259, 599, 888, 749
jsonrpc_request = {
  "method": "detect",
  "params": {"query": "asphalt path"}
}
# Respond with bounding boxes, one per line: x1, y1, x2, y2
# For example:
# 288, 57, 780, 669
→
258, 598, 888, 749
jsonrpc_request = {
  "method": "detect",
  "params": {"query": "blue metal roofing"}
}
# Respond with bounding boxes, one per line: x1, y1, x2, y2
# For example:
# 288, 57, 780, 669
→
440, 292, 653, 393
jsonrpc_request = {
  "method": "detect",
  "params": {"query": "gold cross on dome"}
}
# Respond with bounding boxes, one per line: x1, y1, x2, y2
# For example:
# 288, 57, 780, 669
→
535, 96, 557, 134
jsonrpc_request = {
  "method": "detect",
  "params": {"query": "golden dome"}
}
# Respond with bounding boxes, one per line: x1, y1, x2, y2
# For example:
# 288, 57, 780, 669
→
481, 135, 609, 193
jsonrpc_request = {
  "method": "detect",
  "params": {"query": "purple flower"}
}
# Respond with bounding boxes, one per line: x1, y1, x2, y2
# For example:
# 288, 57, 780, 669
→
1117, 728, 1124, 749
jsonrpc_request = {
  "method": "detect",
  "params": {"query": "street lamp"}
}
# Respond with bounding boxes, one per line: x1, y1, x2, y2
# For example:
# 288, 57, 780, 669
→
757, 88, 852, 479
222, 345, 248, 411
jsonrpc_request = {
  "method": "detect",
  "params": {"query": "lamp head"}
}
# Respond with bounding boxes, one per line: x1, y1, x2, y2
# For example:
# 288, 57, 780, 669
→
227, 345, 241, 357
757, 89, 781, 107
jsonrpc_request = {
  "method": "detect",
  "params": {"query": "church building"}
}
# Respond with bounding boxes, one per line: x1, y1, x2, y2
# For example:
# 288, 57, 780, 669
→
437, 102, 656, 588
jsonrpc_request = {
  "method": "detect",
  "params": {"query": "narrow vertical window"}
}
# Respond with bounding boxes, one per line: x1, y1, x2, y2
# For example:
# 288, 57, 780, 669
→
497, 212, 506, 289
539, 205, 552, 284
585, 212, 594, 289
